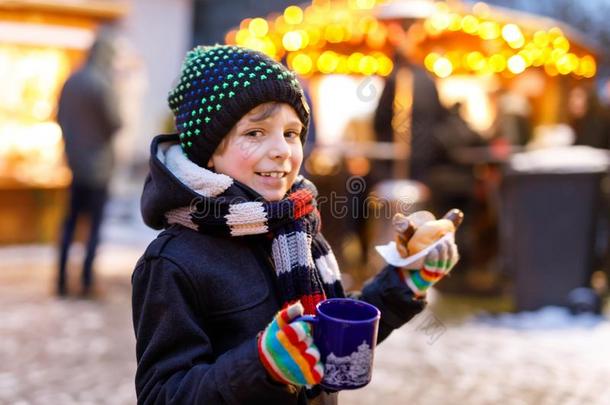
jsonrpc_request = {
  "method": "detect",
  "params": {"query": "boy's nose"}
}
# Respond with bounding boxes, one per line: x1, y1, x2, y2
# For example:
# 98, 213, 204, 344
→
268, 134, 291, 159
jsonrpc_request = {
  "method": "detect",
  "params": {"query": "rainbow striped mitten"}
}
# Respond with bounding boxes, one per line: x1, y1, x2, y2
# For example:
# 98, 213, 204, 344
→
258, 302, 324, 387
404, 239, 459, 297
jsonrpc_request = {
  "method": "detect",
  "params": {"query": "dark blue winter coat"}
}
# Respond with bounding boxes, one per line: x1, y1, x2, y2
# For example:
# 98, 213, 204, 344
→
132, 134, 426, 404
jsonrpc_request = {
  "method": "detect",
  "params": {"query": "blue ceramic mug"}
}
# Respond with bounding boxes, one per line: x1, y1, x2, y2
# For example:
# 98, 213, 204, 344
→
299, 298, 381, 390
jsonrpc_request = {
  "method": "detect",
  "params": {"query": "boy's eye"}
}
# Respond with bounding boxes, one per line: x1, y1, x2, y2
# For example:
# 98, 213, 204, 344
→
244, 130, 264, 138
284, 130, 300, 139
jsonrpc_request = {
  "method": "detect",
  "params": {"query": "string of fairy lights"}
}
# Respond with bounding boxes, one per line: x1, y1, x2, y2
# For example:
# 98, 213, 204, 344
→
226, 0, 597, 80
420, 2, 596, 78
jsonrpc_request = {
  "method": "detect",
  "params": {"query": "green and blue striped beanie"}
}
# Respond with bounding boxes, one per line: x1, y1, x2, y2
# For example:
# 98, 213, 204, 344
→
168, 44, 310, 168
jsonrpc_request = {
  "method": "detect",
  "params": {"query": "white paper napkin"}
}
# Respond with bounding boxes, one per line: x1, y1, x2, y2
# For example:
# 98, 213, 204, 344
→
375, 232, 455, 268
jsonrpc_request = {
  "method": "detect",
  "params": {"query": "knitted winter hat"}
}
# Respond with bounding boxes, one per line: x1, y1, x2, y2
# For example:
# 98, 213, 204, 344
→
168, 44, 310, 168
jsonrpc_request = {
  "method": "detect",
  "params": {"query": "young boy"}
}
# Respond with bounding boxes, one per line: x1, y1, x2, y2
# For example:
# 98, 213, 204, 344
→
132, 45, 459, 404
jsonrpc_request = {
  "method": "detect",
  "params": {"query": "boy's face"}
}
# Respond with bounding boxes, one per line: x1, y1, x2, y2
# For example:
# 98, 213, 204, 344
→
208, 102, 304, 201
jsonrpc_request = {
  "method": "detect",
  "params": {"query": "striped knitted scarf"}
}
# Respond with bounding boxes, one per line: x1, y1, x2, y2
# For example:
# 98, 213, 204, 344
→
160, 144, 344, 314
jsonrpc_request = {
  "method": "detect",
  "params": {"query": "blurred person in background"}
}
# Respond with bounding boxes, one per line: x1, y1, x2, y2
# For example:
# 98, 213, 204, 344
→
56, 29, 122, 297
568, 85, 610, 150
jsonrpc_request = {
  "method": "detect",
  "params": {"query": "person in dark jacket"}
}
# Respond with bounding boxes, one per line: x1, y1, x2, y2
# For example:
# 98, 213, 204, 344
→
57, 31, 122, 297
132, 45, 460, 404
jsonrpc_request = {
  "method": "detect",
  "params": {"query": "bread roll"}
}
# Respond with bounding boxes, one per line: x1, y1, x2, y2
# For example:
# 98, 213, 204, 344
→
392, 213, 415, 258
407, 219, 455, 256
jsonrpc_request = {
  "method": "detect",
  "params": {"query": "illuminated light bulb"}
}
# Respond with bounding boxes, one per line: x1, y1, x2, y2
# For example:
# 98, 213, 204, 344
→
317, 51, 339, 74
566, 53, 579, 72
235, 29, 250, 45
533, 30, 549, 47
336, 55, 349, 74
424, 19, 442, 36
240, 18, 252, 30
489, 54, 506, 72
448, 13, 462, 31
377, 55, 394, 76
225, 30, 237, 44
430, 13, 451, 32
461, 15, 479, 34
556, 54, 572, 75
479, 21, 500, 40
358, 55, 379, 75
552, 36, 570, 52
465, 51, 485, 71
502, 24, 523, 43
292, 53, 313, 75
284, 5, 304, 25
424, 52, 440, 71
508, 38, 525, 49
325, 24, 345, 43
507, 55, 526, 74
551, 48, 566, 62
244, 37, 265, 52
544, 62, 559, 77
282, 31, 303, 51
348, 52, 364, 71
580, 55, 596, 78
433, 57, 453, 78
248, 18, 269, 37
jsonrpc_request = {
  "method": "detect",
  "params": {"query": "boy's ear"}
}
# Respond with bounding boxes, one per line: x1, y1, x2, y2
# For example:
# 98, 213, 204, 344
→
207, 159, 214, 168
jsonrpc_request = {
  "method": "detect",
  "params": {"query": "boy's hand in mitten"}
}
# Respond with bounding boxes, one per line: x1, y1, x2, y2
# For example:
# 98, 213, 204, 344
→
258, 302, 324, 387
402, 239, 459, 297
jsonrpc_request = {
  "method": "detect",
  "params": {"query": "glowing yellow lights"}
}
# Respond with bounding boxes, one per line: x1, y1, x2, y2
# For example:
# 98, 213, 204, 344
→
282, 31, 303, 51
552, 36, 570, 52
502, 24, 522, 42
317, 51, 339, 74
424, 53, 440, 72
433, 57, 453, 78
227, 1, 598, 80
292, 53, 313, 75
358, 55, 378, 75
501, 24, 525, 48
507, 54, 526, 74
284, 5, 304, 25
533, 31, 549, 47
465, 51, 486, 71
556, 53, 575, 75
461, 15, 479, 34
478, 21, 500, 40
325, 24, 345, 43
579, 55, 596, 78
430, 12, 451, 32
248, 18, 269, 37
376, 54, 393, 76
488, 54, 506, 72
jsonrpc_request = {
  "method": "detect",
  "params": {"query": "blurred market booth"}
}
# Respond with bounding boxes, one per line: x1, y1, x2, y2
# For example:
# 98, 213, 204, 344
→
0, 0, 128, 244
0, 0, 193, 246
